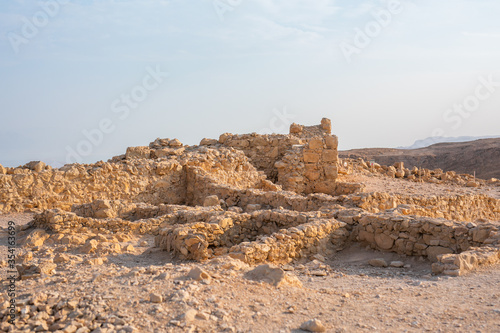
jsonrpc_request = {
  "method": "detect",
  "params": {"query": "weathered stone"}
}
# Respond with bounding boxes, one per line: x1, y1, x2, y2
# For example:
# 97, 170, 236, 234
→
200, 138, 218, 146
182, 308, 198, 323
369, 258, 388, 267
389, 261, 404, 268
126, 146, 150, 159
320, 118, 331, 134
244, 264, 302, 288
150, 293, 162, 303
303, 152, 320, 163
54, 253, 70, 264
24, 229, 50, 247
80, 240, 98, 254
374, 233, 394, 250
186, 267, 211, 282
300, 319, 326, 332
426, 246, 453, 262
84, 258, 104, 265
203, 195, 220, 207
308, 138, 324, 150
322, 149, 337, 163
289, 123, 304, 134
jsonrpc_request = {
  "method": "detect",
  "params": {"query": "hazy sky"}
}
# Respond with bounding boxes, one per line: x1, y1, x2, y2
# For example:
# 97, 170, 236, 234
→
1, 0, 499, 167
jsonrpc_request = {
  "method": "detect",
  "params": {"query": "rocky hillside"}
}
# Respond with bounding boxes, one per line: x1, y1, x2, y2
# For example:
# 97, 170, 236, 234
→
340, 138, 500, 180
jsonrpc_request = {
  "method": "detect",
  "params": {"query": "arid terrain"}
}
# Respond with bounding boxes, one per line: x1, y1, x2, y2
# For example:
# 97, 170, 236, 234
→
0, 119, 499, 332
340, 137, 500, 179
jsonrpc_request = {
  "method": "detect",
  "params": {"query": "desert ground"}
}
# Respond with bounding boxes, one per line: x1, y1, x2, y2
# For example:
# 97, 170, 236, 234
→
1, 211, 500, 333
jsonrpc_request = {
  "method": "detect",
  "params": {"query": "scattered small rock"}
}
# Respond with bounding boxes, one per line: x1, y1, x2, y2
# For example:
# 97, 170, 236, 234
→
300, 319, 326, 332
186, 266, 211, 282
182, 308, 198, 323
150, 293, 162, 303
244, 264, 302, 288
390, 261, 404, 268
369, 258, 388, 267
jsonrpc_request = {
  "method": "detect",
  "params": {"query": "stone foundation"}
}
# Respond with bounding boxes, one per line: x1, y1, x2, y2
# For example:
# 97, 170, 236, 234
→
154, 208, 348, 264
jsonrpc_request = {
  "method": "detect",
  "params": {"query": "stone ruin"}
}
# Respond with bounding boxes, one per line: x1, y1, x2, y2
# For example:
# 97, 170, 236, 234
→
1, 118, 500, 278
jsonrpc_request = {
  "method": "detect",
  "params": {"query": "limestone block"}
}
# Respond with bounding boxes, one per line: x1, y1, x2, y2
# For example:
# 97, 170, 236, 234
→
305, 170, 321, 181
369, 258, 388, 267
323, 165, 338, 180
126, 146, 151, 160
393, 162, 404, 169
374, 233, 394, 250
186, 266, 211, 282
303, 152, 320, 163
308, 138, 324, 150
289, 123, 303, 134
426, 246, 453, 262
218, 133, 231, 144
324, 135, 338, 149
320, 118, 331, 134
203, 195, 220, 207
472, 228, 490, 243
168, 139, 182, 147
25, 161, 46, 172
322, 149, 337, 163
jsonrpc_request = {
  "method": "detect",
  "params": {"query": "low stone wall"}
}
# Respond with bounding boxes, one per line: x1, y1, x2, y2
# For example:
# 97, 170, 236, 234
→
0, 147, 264, 213
31, 209, 162, 235
354, 212, 500, 275
71, 200, 139, 219
228, 218, 348, 265
432, 246, 500, 276
345, 192, 500, 222
155, 209, 348, 263
186, 178, 345, 212
0, 160, 181, 213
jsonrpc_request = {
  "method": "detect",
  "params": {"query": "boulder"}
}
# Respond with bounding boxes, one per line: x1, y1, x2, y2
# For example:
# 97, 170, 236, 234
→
244, 264, 302, 288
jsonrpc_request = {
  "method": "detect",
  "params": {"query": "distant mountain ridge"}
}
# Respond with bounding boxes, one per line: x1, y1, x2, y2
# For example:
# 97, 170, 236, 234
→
341, 137, 500, 179
398, 135, 500, 150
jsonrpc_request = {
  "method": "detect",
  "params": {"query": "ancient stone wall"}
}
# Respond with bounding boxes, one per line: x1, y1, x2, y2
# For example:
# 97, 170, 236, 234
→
155, 208, 348, 264
275, 135, 338, 195
217, 133, 301, 182
32, 209, 162, 235
431, 246, 500, 276
0, 146, 264, 213
218, 118, 340, 196
0, 118, 346, 214
0, 160, 182, 213
353, 214, 500, 275
345, 192, 500, 222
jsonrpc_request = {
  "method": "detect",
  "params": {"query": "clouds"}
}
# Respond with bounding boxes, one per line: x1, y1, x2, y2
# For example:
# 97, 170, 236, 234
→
0, 0, 499, 166
0, 0, 343, 61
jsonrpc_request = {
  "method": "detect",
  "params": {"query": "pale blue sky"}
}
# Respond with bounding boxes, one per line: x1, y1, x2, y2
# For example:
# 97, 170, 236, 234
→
1, 0, 499, 166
